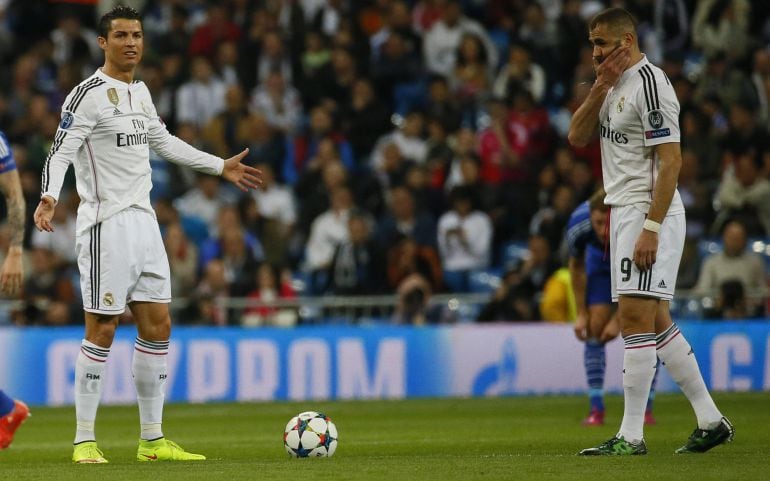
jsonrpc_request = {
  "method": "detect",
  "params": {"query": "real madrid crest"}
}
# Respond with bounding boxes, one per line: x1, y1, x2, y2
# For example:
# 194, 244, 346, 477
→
107, 88, 119, 106
103, 292, 115, 307
617, 96, 625, 113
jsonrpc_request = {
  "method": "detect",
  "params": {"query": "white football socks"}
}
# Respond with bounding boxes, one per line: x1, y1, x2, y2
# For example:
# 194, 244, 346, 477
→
618, 334, 657, 444
132, 338, 169, 441
74, 339, 110, 444
657, 324, 723, 429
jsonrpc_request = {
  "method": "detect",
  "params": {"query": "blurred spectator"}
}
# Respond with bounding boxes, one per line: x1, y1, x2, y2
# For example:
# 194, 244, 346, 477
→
174, 174, 236, 235
21, 247, 76, 325
326, 210, 383, 295
750, 47, 770, 130
175, 56, 227, 128
164, 222, 199, 300
255, 30, 294, 85
707, 280, 751, 320
519, 233, 560, 316
695, 220, 768, 316
692, 0, 750, 62
386, 235, 443, 293
201, 84, 251, 159
187, 259, 230, 326
424, 75, 462, 133
529, 183, 575, 253
214, 40, 241, 86
476, 266, 536, 322
371, 31, 423, 109
377, 185, 436, 249
219, 228, 260, 298
243, 114, 287, 180
188, 3, 242, 60
151, 4, 191, 56
712, 143, 770, 236
313, 0, 348, 38
540, 267, 577, 322
371, 110, 428, 171
392, 273, 455, 325
304, 185, 355, 293
249, 162, 296, 267
694, 53, 754, 109
249, 69, 302, 135
50, 14, 99, 71
341, 78, 392, 162
493, 43, 547, 105
243, 263, 297, 327
451, 33, 492, 124
199, 205, 264, 275
437, 185, 492, 292
370, 1, 421, 61
289, 106, 355, 182
295, 144, 347, 232
678, 149, 715, 240
423, 0, 497, 77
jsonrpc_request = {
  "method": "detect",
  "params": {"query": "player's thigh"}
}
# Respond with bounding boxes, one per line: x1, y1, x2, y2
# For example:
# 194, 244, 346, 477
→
130, 301, 171, 341
127, 212, 171, 306
75, 221, 131, 316
617, 295, 658, 335
654, 300, 674, 334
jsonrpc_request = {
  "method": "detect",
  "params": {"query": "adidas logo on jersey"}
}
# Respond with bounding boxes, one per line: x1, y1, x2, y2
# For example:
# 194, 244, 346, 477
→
658, 279, 667, 288
113, 108, 123, 115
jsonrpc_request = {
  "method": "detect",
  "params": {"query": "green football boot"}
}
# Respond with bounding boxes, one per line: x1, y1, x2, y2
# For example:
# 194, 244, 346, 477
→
578, 436, 648, 456
137, 438, 206, 461
72, 441, 108, 464
675, 417, 734, 454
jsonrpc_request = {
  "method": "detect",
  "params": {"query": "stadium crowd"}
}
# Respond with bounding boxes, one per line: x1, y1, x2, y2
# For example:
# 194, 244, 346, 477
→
0, 0, 768, 326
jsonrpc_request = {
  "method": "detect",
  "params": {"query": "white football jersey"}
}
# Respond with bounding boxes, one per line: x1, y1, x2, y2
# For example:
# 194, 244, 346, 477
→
598, 55, 684, 214
42, 68, 224, 235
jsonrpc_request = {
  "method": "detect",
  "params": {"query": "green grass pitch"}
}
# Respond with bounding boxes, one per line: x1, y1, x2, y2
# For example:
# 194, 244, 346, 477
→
1, 393, 768, 481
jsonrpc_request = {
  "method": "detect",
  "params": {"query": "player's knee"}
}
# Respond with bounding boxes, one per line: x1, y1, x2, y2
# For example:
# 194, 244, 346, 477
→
86, 315, 119, 347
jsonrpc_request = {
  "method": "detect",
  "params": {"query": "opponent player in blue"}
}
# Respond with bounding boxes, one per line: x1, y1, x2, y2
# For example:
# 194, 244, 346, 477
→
567, 188, 657, 426
0, 129, 31, 449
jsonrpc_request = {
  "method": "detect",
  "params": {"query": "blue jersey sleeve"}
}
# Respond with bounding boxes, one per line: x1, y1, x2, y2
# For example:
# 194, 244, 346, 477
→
0, 132, 16, 173
565, 202, 592, 258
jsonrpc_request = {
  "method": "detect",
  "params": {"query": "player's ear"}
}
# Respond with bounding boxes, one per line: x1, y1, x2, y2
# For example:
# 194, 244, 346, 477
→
97, 36, 107, 50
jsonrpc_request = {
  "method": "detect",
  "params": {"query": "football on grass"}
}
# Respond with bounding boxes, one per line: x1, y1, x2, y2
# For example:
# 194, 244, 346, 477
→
284, 411, 338, 457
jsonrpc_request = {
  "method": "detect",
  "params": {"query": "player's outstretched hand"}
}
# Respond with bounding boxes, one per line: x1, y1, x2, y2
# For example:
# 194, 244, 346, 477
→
222, 148, 262, 192
33, 196, 56, 233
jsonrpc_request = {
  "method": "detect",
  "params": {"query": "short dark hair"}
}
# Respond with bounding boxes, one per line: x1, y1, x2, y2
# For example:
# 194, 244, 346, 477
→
589, 7, 637, 35
98, 5, 141, 38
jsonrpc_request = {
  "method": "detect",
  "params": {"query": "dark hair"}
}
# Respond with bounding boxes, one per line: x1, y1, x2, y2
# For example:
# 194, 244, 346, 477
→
589, 7, 637, 35
98, 5, 141, 38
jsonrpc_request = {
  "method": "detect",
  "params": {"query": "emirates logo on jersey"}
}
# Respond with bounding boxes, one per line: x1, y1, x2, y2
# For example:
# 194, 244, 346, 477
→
600, 122, 629, 144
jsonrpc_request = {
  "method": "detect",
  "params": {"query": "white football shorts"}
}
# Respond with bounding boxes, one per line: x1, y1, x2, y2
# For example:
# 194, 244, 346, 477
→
610, 204, 685, 302
76, 207, 171, 314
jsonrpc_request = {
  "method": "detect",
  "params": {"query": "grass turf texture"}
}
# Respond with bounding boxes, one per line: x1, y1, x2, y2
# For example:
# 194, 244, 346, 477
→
1, 393, 767, 481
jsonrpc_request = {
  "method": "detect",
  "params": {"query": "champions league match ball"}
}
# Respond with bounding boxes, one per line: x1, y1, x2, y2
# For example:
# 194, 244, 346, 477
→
284, 411, 338, 458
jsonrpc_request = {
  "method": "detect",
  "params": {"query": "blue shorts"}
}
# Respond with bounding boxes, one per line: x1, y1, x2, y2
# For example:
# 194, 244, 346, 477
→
586, 271, 612, 306
585, 244, 611, 306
